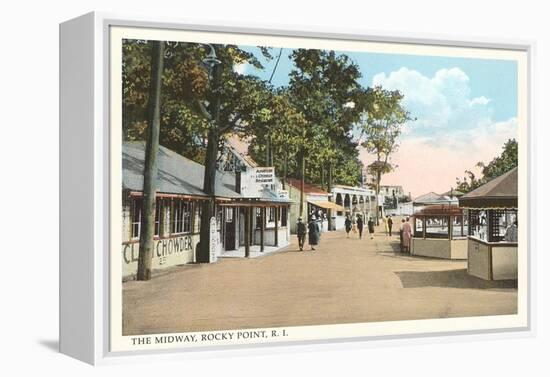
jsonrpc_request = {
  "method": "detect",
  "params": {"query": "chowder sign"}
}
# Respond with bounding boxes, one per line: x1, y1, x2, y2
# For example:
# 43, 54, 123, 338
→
122, 235, 196, 278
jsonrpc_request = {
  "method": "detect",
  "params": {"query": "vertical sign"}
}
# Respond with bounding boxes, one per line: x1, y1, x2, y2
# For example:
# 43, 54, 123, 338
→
209, 216, 218, 263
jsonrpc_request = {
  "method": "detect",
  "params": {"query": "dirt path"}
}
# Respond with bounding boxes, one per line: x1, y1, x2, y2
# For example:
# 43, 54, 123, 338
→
122, 226, 517, 335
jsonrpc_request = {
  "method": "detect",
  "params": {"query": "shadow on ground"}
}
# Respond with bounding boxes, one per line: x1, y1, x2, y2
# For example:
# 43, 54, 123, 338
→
38, 339, 59, 353
395, 269, 517, 290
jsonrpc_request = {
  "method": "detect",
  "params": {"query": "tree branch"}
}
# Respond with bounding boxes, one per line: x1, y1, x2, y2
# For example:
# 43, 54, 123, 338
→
195, 100, 212, 121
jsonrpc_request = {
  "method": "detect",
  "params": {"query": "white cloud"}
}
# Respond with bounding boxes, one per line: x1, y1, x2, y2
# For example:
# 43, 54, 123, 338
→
363, 67, 518, 197
372, 67, 495, 132
470, 96, 491, 106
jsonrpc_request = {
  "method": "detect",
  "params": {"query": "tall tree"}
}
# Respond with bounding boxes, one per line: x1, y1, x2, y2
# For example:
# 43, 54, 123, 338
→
359, 86, 411, 224
195, 45, 276, 262
136, 41, 165, 281
286, 49, 369, 220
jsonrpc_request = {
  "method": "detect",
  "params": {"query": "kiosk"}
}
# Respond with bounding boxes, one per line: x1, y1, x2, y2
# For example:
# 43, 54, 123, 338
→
459, 168, 518, 280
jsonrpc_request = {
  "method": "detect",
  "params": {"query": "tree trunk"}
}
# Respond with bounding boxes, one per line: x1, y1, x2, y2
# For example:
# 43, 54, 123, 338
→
327, 161, 333, 231
299, 147, 305, 219
137, 41, 164, 281
244, 207, 250, 258
197, 54, 222, 263
282, 153, 287, 190
265, 134, 270, 166
321, 164, 325, 190
375, 170, 381, 226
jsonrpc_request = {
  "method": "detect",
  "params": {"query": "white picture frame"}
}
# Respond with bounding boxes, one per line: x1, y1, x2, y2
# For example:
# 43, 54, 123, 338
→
60, 11, 535, 365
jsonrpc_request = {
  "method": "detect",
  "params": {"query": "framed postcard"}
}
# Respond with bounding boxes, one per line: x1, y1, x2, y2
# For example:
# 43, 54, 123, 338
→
60, 12, 533, 364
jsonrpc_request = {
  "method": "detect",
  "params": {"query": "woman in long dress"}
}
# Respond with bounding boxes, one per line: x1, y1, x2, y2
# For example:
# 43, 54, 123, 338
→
308, 215, 320, 251
402, 217, 412, 253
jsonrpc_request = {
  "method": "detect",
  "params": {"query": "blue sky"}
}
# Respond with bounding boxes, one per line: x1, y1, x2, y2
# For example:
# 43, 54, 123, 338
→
236, 45, 519, 196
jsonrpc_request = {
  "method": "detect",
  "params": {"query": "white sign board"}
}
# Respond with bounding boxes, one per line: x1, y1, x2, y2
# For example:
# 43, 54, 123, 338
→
278, 189, 289, 200
209, 216, 218, 263
252, 167, 275, 185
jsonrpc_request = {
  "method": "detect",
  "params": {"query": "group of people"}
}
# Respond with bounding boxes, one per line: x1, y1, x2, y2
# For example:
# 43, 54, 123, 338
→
344, 214, 375, 240
342, 213, 413, 253
296, 215, 321, 251
296, 212, 414, 253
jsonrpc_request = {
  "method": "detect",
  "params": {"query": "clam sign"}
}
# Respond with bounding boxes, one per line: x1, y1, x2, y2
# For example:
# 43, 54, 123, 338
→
252, 167, 275, 185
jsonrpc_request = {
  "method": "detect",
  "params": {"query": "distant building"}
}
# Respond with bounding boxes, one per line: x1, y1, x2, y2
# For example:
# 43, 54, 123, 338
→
379, 185, 406, 198
284, 178, 343, 233
331, 185, 376, 229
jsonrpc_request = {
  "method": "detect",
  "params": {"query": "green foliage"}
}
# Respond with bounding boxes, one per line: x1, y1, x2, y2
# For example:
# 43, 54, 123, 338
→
455, 139, 518, 193
122, 40, 273, 163
122, 41, 411, 191
360, 86, 411, 163
284, 49, 370, 186
358, 86, 411, 193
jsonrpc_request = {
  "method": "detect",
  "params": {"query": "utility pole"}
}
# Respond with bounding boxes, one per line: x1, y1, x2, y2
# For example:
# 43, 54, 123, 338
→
299, 147, 305, 219
198, 46, 222, 263
137, 41, 165, 281
327, 161, 333, 231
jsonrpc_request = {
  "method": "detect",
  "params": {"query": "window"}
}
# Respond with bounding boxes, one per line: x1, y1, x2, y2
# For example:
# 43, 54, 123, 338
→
451, 212, 468, 238
131, 198, 142, 239
171, 200, 192, 234
225, 207, 233, 222
491, 209, 517, 242
154, 199, 162, 237
469, 210, 488, 241
425, 216, 449, 238
256, 207, 263, 229
468, 209, 517, 243
268, 207, 275, 222
281, 206, 288, 227
131, 197, 162, 238
414, 217, 423, 238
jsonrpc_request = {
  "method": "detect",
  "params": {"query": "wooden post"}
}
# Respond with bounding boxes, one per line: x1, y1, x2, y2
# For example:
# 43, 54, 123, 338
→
327, 161, 333, 231
244, 207, 250, 258
260, 207, 265, 252
250, 206, 254, 245
274, 207, 279, 246
137, 40, 164, 281
422, 217, 426, 239
299, 148, 305, 218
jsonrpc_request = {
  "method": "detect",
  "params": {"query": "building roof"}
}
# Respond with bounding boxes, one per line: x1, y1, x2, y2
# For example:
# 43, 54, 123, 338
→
414, 204, 463, 217
413, 191, 458, 206
225, 135, 259, 168
459, 167, 518, 208
414, 191, 443, 203
332, 184, 374, 195
123, 141, 241, 199
286, 178, 329, 195
440, 189, 465, 197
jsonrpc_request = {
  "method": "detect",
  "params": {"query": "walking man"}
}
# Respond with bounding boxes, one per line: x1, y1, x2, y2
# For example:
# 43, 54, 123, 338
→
344, 215, 352, 238
387, 215, 393, 236
308, 215, 320, 251
367, 217, 375, 239
356, 214, 364, 239
296, 217, 307, 251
